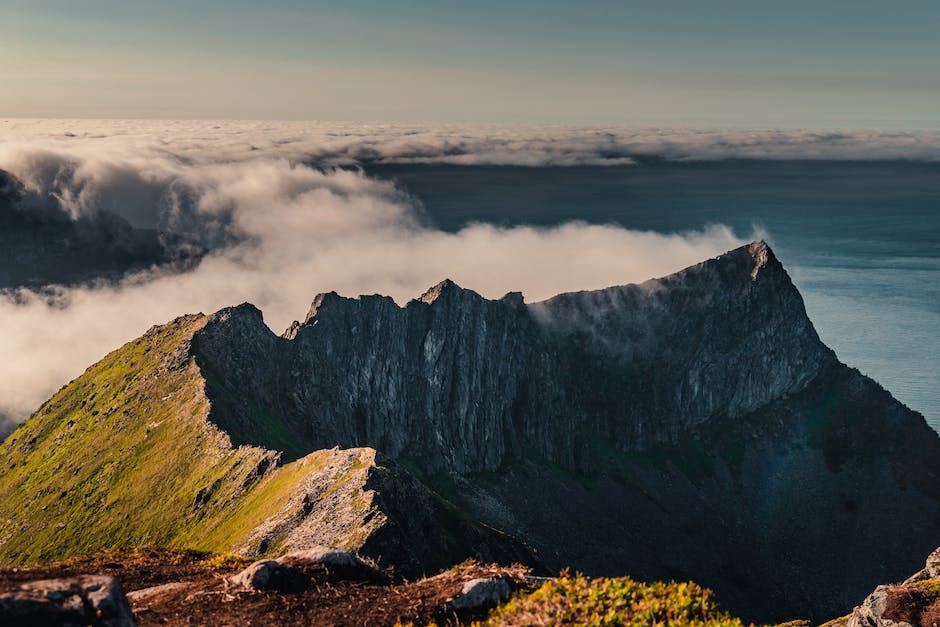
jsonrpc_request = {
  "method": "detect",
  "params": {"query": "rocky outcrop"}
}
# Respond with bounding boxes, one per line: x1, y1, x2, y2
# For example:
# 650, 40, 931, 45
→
447, 577, 514, 612
843, 547, 940, 627
0, 575, 136, 626
845, 587, 907, 627
0, 317, 532, 579
194, 241, 836, 473
905, 548, 940, 584
230, 546, 387, 591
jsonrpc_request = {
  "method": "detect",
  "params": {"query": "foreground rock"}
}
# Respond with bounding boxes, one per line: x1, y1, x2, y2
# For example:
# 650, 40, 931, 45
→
904, 548, 940, 584
844, 547, 940, 627
0, 575, 135, 626
447, 577, 513, 612
229, 546, 387, 591
1, 549, 535, 626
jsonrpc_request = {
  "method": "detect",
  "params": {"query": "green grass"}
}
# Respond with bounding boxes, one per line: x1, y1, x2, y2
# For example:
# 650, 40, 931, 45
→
480, 573, 748, 627
396, 458, 461, 505
198, 361, 310, 461
0, 315, 376, 565
192, 448, 375, 554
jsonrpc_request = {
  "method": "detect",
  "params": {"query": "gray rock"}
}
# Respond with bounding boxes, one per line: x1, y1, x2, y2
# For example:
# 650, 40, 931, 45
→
229, 559, 281, 590
125, 582, 188, 603
846, 585, 912, 627
926, 547, 940, 579
902, 546, 940, 584
194, 241, 834, 475
447, 577, 513, 612
0, 575, 135, 626
230, 547, 386, 591
278, 546, 384, 580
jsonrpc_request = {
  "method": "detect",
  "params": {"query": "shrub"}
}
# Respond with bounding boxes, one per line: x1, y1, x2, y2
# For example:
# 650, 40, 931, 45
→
479, 572, 747, 627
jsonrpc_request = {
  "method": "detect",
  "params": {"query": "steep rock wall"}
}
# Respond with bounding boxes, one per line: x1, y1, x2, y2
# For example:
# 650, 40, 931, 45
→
194, 241, 835, 474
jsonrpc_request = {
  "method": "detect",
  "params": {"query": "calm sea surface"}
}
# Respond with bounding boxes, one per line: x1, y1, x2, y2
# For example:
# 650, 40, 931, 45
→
368, 160, 940, 432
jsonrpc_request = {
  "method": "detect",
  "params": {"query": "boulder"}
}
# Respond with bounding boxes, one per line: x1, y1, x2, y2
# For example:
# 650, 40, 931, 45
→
229, 546, 386, 591
926, 547, 940, 579
0, 574, 135, 626
278, 546, 385, 581
125, 582, 189, 604
846, 586, 900, 627
228, 559, 281, 590
447, 577, 513, 612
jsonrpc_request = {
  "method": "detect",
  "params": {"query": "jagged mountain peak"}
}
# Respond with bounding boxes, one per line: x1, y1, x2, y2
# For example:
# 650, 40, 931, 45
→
716, 238, 779, 281
418, 278, 481, 305
295, 240, 779, 336
211, 302, 264, 322
305, 290, 344, 322
747, 239, 774, 276
668, 238, 782, 286
300, 279, 489, 329
191, 240, 833, 475
5, 242, 939, 622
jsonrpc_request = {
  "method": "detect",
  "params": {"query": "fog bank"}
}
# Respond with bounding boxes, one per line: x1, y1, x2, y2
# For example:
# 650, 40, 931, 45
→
0, 122, 756, 423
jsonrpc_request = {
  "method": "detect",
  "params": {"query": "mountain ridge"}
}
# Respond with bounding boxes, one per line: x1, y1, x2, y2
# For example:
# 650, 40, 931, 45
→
0, 313, 529, 576
191, 239, 835, 474
1, 241, 938, 622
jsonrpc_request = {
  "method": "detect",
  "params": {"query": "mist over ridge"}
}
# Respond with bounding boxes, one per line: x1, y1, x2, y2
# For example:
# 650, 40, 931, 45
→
0, 121, 758, 426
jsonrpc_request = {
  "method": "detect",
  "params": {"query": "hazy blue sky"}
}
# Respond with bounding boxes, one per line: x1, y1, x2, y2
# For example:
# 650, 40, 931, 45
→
2, 0, 939, 126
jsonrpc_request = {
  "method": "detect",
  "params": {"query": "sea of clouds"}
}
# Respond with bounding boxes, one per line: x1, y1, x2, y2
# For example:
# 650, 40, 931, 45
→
5, 119, 934, 426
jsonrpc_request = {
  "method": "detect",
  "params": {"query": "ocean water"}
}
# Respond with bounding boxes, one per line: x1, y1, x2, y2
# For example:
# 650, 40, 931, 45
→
367, 160, 940, 432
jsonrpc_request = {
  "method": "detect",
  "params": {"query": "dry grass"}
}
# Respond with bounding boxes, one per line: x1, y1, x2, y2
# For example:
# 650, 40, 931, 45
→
884, 579, 940, 626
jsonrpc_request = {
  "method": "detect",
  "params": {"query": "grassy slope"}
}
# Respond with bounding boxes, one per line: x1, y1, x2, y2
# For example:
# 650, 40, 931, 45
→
0, 315, 376, 565
0, 315, 523, 575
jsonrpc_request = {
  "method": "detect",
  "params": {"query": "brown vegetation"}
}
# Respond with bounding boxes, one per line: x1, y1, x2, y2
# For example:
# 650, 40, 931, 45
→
0, 550, 530, 626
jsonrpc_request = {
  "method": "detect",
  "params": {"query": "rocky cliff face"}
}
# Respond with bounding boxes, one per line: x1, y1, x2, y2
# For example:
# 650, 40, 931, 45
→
194, 241, 835, 474
187, 241, 940, 621
0, 315, 528, 577
2, 241, 938, 623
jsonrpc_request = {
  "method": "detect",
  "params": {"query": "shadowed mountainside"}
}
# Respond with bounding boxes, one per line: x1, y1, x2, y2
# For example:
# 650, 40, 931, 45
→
0, 169, 200, 289
0, 241, 937, 623
0, 315, 530, 578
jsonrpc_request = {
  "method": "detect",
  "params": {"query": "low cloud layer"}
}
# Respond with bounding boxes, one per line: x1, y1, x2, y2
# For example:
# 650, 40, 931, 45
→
5, 120, 940, 170
0, 121, 774, 423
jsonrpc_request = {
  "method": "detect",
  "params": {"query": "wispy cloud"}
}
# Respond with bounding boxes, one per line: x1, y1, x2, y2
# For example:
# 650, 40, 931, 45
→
0, 121, 760, 424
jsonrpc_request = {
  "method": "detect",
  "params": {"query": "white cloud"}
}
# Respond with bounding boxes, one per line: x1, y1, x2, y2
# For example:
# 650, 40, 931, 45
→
4, 120, 940, 170
0, 121, 776, 422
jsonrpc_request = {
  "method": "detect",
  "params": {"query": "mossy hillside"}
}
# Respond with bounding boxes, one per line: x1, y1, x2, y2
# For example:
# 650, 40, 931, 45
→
0, 313, 532, 576
0, 315, 276, 563
198, 359, 311, 461
189, 447, 383, 557
0, 315, 381, 565
186, 449, 333, 552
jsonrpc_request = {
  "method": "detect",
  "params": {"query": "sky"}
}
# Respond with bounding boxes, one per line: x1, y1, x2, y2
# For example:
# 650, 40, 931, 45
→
1, 1, 940, 127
